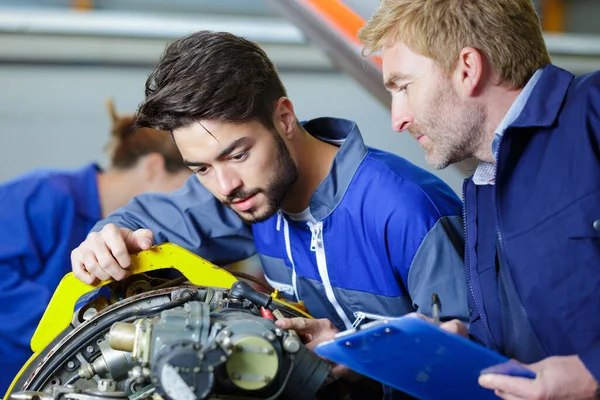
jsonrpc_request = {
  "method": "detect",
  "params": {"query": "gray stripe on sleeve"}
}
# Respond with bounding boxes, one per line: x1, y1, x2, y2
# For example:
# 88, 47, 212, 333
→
259, 254, 292, 284
407, 215, 469, 323
93, 176, 256, 266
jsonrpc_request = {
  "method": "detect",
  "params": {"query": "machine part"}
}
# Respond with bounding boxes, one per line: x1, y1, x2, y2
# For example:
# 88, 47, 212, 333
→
131, 319, 154, 366
152, 341, 226, 400
276, 346, 331, 400
98, 339, 134, 380
77, 389, 128, 400
107, 323, 135, 353
229, 281, 273, 310
29, 243, 240, 355
81, 379, 127, 399
75, 339, 133, 381
8, 393, 53, 400
7, 245, 329, 400
96, 380, 116, 392
282, 330, 301, 354
8, 284, 325, 399
127, 385, 154, 400
150, 301, 211, 362
226, 335, 278, 390
20, 289, 196, 390
82, 308, 98, 322
124, 279, 153, 299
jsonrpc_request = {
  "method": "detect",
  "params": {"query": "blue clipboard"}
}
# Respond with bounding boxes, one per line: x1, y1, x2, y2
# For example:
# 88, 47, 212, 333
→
314, 316, 535, 400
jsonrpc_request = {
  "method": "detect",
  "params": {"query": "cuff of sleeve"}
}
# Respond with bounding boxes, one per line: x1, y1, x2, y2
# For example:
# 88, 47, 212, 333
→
579, 344, 600, 384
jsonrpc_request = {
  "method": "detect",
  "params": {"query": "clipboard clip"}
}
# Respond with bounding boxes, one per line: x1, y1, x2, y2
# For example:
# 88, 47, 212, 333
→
351, 311, 397, 329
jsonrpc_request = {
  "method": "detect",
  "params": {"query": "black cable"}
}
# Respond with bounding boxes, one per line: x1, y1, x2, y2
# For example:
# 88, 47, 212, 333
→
29, 290, 197, 389
265, 354, 295, 400
65, 374, 80, 385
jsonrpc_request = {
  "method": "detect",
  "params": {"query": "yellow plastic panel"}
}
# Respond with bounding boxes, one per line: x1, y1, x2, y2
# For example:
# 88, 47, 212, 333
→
30, 243, 237, 353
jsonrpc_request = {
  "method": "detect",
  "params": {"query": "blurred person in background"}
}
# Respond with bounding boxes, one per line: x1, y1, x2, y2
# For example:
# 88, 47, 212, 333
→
0, 100, 190, 393
359, 0, 600, 399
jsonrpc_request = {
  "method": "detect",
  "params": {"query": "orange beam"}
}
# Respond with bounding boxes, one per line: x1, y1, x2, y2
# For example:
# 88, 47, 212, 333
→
301, 0, 381, 65
541, 0, 565, 32
302, 0, 364, 45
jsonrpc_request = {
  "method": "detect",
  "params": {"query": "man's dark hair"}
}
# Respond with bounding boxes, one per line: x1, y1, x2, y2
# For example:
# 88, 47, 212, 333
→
136, 31, 287, 132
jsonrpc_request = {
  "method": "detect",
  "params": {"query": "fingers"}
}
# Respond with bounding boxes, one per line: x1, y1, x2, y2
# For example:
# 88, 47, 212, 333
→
71, 248, 97, 285
407, 312, 433, 322
105, 229, 134, 270
439, 319, 469, 337
275, 317, 310, 332
71, 224, 143, 283
494, 390, 526, 400
478, 374, 540, 400
409, 314, 469, 338
123, 228, 154, 252
275, 318, 312, 345
331, 364, 363, 383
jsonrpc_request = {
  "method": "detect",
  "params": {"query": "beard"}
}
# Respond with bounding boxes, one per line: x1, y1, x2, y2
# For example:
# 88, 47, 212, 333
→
223, 132, 298, 224
409, 81, 486, 170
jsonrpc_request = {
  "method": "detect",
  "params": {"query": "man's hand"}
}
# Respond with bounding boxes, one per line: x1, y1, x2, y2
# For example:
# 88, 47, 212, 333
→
439, 318, 469, 338
410, 313, 469, 338
71, 224, 154, 284
275, 317, 338, 350
479, 355, 598, 400
275, 317, 361, 381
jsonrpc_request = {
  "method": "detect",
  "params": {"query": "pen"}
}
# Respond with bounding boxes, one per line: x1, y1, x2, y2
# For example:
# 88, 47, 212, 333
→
432, 292, 441, 325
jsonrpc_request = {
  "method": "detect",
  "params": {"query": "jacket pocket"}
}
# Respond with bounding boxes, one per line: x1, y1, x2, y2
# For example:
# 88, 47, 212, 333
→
569, 218, 600, 239
567, 191, 600, 240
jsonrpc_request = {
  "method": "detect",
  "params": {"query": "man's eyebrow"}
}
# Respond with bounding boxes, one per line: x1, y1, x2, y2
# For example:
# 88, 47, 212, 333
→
183, 137, 252, 168
183, 159, 206, 168
217, 137, 252, 160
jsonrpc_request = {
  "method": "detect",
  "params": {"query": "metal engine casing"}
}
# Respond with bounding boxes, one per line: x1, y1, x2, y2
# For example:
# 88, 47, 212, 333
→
5, 244, 334, 400
6, 284, 331, 400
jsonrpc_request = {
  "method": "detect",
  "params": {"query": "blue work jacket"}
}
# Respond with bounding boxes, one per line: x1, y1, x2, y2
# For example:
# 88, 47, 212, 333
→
0, 164, 101, 393
464, 65, 600, 381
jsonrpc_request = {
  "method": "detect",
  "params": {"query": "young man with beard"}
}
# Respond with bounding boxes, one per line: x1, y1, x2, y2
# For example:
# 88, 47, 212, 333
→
70, 31, 469, 384
355, 0, 600, 399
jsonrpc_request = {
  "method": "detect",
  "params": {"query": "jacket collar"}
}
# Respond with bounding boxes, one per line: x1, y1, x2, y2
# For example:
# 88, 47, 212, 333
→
510, 64, 574, 130
301, 117, 368, 221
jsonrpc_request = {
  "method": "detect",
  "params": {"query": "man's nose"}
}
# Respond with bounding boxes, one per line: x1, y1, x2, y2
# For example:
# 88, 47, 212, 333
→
216, 167, 242, 197
391, 100, 414, 132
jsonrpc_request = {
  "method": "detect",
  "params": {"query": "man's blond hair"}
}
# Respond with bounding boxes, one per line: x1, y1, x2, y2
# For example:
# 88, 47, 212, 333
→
359, 0, 551, 89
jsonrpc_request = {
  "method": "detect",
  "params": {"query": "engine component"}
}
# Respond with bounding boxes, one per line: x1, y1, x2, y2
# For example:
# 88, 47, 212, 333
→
6, 244, 335, 400
7, 285, 330, 400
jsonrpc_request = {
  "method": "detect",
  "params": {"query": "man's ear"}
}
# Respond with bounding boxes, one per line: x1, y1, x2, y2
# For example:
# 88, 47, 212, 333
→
454, 47, 485, 97
139, 152, 166, 182
274, 97, 297, 139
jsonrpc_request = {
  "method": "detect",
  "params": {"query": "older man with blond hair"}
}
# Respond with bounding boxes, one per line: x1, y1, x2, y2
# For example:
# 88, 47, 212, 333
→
358, 0, 600, 399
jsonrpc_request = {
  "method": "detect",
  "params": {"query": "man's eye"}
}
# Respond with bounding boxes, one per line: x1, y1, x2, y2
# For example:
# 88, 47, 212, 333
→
193, 166, 210, 176
231, 152, 248, 161
397, 83, 410, 93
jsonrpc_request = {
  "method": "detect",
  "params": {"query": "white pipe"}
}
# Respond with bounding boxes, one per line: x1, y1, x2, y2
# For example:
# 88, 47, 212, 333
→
0, 9, 306, 44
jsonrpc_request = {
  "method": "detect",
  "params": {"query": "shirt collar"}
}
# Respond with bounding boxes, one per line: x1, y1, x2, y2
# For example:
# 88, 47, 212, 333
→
493, 68, 543, 152
472, 69, 543, 185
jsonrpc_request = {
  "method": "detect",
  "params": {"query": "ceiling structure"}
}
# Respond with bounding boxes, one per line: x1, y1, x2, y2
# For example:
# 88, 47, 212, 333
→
1, 0, 599, 179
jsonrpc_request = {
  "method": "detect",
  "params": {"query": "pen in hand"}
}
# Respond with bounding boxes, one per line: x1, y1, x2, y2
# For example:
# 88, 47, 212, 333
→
432, 292, 441, 325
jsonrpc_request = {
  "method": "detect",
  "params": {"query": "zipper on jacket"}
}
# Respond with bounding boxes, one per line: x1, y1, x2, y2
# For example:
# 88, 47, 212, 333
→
492, 135, 546, 353
308, 221, 353, 330
463, 180, 495, 345
278, 211, 300, 301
